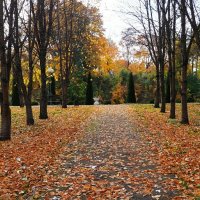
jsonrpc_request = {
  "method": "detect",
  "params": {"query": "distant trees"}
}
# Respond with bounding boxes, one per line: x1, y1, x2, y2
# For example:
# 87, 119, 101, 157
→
1, 0, 200, 141
53, 0, 103, 108
0, 0, 105, 140
135, 0, 167, 112
125, 0, 200, 124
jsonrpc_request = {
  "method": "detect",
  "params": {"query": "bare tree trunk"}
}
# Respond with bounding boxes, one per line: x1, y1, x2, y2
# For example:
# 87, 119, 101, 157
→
155, 65, 160, 108
157, 0, 166, 113
160, 61, 166, 113
169, 2, 176, 119
13, 0, 34, 125
0, 0, 13, 140
166, 68, 171, 103
170, 0, 177, 119
140, 0, 166, 109
25, 0, 35, 125
180, 0, 191, 124
181, 68, 189, 124
13, 0, 24, 109
39, 56, 48, 118
33, 0, 54, 119
62, 80, 67, 108
60, 0, 74, 108
18, 88, 24, 107
25, 97, 34, 125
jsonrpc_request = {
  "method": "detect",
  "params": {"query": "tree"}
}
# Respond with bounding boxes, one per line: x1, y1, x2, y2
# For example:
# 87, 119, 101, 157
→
53, 0, 103, 108
85, 72, 94, 105
155, 0, 167, 113
33, 0, 54, 119
179, 0, 193, 124
165, 0, 177, 119
127, 72, 136, 103
23, 0, 36, 125
133, 0, 167, 110
120, 29, 135, 68
12, 0, 35, 125
0, 0, 14, 140
186, 0, 200, 50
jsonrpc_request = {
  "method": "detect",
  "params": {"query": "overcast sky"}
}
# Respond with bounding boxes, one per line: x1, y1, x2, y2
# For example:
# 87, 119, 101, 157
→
99, 0, 125, 44
99, 0, 135, 45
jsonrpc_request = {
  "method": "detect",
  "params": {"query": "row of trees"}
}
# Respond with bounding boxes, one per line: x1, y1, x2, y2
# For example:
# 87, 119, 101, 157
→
0, 0, 104, 140
124, 0, 200, 124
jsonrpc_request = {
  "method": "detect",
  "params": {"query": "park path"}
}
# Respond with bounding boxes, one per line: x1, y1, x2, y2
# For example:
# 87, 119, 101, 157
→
30, 105, 180, 200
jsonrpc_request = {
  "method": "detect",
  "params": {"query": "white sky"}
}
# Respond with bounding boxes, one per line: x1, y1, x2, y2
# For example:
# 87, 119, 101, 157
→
99, 0, 136, 45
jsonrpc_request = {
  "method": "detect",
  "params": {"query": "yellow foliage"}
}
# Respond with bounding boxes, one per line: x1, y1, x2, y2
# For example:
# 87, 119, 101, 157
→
98, 37, 119, 74
111, 84, 127, 104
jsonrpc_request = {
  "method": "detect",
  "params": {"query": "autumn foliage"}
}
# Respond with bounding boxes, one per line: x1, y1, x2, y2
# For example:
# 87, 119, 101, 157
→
1, 104, 199, 199
128, 104, 200, 198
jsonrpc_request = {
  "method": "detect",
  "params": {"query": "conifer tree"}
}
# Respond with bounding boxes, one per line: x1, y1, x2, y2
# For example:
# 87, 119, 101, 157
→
127, 72, 136, 103
85, 72, 94, 105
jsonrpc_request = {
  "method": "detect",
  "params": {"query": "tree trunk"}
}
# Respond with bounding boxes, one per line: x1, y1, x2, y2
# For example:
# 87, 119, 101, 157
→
12, 78, 20, 106
154, 65, 160, 108
166, 69, 170, 103
170, 34, 176, 119
169, 57, 176, 118
181, 68, 189, 124
0, 0, 13, 140
158, 0, 166, 113
0, 84, 11, 140
25, 97, 34, 125
169, 0, 176, 119
18, 87, 25, 108
180, 0, 189, 124
39, 55, 48, 119
34, 0, 54, 119
160, 62, 166, 113
13, 0, 34, 125
170, 72, 176, 118
62, 80, 67, 108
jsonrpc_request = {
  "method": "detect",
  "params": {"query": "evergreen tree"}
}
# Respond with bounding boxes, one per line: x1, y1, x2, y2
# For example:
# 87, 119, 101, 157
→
85, 72, 94, 105
12, 79, 20, 106
127, 72, 136, 103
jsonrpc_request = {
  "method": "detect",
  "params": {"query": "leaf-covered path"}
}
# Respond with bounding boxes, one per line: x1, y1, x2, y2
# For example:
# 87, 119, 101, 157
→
32, 105, 181, 199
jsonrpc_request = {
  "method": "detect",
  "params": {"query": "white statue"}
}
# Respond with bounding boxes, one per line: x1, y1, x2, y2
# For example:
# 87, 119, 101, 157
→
93, 97, 100, 105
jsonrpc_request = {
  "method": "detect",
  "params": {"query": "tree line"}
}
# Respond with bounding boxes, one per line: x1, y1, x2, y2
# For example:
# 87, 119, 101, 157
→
0, 0, 104, 140
124, 0, 200, 124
